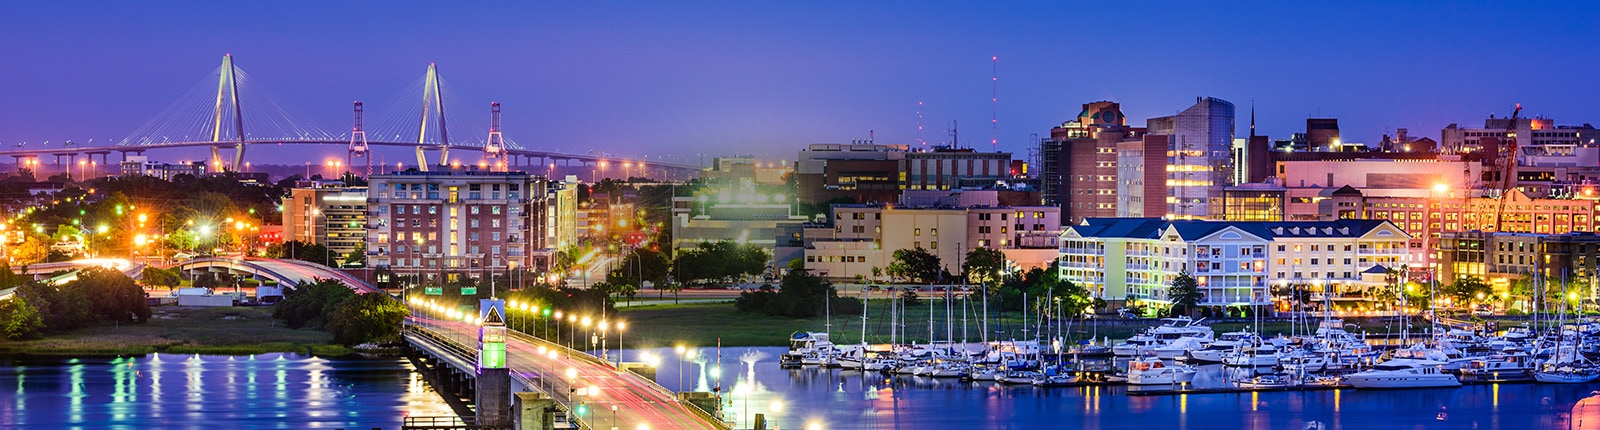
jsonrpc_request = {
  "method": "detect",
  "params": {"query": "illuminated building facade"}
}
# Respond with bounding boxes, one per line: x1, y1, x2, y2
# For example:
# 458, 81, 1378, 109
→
365, 170, 549, 279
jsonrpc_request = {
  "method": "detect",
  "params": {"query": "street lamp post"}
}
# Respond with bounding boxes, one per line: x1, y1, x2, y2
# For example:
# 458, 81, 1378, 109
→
675, 345, 686, 393
615, 321, 626, 368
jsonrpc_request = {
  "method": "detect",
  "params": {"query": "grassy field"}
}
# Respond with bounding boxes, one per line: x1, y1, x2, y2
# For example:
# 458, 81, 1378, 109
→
618, 301, 1431, 348
0, 306, 350, 356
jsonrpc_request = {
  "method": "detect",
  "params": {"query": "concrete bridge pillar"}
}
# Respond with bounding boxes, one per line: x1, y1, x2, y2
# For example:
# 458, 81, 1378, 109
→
476, 368, 510, 425
512, 392, 557, 430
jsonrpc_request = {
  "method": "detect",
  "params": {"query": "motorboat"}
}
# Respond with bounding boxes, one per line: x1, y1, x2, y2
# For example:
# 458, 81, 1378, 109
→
1189, 331, 1254, 363
1112, 334, 1163, 357
1150, 336, 1210, 360
1458, 353, 1535, 381
1346, 359, 1460, 389
998, 370, 1042, 385
778, 353, 803, 369
927, 361, 971, 378
1303, 374, 1343, 387
1031, 373, 1081, 387
1236, 374, 1296, 389
1126, 357, 1197, 385
1114, 317, 1214, 357
1222, 341, 1282, 367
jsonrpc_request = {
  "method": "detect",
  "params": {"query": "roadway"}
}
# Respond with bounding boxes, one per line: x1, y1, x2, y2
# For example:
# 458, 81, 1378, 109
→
177, 258, 380, 293
411, 314, 725, 430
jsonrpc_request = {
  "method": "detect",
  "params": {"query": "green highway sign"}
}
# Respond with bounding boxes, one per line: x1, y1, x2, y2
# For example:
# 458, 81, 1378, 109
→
461, 287, 478, 295
424, 287, 443, 295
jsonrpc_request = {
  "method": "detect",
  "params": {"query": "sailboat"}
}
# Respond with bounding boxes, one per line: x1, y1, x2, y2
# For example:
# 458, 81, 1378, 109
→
1533, 273, 1600, 383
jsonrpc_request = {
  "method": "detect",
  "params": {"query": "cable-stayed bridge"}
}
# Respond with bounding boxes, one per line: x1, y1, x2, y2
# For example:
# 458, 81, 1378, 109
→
6, 54, 699, 178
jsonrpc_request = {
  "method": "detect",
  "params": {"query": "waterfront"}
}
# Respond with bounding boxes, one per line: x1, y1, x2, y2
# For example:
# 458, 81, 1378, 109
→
0, 354, 451, 429
628, 346, 1591, 430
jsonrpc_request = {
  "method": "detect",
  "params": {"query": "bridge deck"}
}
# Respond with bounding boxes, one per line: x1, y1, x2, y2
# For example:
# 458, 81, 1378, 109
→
408, 317, 727, 430
178, 258, 380, 293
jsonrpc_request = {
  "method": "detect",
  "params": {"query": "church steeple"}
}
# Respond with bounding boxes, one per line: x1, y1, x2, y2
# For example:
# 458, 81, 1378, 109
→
1249, 102, 1257, 139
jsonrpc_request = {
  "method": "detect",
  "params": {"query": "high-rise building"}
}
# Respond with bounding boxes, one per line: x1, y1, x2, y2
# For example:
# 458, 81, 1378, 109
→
1039, 101, 1149, 223
365, 169, 549, 282
282, 186, 368, 260
1147, 97, 1236, 220
1114, 135, 1169, 219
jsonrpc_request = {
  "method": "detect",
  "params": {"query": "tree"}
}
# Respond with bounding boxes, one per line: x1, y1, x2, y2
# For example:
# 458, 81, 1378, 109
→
889, 247, 941, 284
62, 267, 150, 324
141, 266, 181, 291
273, 279, 356, 329
1444, 276, 1492, 311
342, 243, 367, 267
0, 296, 45, 340
609, 248, 670, 287
963, 247, 1006, 285
734, 266, 859, 318
326, 292, 408, 345
1166, 272, 1202, 317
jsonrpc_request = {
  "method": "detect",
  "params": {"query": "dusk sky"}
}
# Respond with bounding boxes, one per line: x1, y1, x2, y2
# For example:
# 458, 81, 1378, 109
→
2, 1, 1598, 165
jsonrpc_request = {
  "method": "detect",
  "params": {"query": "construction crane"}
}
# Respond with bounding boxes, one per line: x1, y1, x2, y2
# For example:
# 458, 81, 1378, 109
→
1490, 103, 1523, 232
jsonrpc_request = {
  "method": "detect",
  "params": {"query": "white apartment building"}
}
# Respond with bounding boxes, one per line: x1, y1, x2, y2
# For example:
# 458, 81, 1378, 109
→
1060, 219, 1409, 310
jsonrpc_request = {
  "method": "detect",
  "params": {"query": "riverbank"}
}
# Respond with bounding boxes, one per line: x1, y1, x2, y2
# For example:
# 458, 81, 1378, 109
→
0, 306, 351, 356
619, 301, 1426, 347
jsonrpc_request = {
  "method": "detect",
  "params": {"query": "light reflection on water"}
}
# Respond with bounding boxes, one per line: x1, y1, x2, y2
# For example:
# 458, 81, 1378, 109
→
621, 346, 1595, 430
0, 353, 453, 429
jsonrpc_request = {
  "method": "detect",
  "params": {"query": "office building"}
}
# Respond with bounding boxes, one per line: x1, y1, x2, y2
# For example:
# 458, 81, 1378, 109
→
282, 186, 368, 260
1146, 97, 1237, 220
364, 169, 549, 280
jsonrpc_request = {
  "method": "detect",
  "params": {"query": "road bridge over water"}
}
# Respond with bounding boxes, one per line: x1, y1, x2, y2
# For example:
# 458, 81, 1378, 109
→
405, 310, 728, 430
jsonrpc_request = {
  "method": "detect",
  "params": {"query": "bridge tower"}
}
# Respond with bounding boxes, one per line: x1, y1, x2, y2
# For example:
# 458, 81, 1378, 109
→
416, 63, 450, 172
347, 101, 371, 177
476, 299, 511, 426
484, 102, 507, 172
210, 54, 247, 172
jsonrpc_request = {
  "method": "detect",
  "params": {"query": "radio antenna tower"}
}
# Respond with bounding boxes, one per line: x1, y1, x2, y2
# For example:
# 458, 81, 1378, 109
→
990, 55, 998, 152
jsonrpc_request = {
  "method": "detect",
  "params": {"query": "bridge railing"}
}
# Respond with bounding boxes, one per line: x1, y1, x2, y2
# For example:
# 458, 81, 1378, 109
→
407, 322, 593, 430
409, 320, 729, 430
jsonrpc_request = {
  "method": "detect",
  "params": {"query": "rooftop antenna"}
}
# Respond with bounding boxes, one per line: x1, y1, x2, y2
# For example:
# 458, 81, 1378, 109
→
949, 120, 959, 149
990, 55, 998, 152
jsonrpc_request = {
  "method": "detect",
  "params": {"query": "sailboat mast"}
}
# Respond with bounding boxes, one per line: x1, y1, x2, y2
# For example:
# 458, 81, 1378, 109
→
861, 286, 869, 345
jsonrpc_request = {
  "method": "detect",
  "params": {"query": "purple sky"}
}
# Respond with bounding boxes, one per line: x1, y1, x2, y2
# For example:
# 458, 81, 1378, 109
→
2, 1, 1598, 166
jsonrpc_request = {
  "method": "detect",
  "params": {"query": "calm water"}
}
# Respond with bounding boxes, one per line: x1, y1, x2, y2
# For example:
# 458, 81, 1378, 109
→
6, 349, 1593, 429
622, 346, 1595, 430
0, 353, 452, 429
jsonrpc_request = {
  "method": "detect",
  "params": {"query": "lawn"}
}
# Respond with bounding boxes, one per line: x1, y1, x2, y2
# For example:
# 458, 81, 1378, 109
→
0, 306, 350, 356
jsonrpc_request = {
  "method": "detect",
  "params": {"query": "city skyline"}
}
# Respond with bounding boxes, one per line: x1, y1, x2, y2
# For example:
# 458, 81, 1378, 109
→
3, 1, 1599, 165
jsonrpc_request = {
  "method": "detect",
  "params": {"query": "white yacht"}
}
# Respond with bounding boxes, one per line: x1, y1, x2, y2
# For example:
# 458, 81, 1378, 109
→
1458, 353, 1535, 380
1346, 359, 1460, 389
1126, 357, 1197, 385
1150, 336, 1210, 360
1114, 317, 1214, 357
1222, 341, 1282, 367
